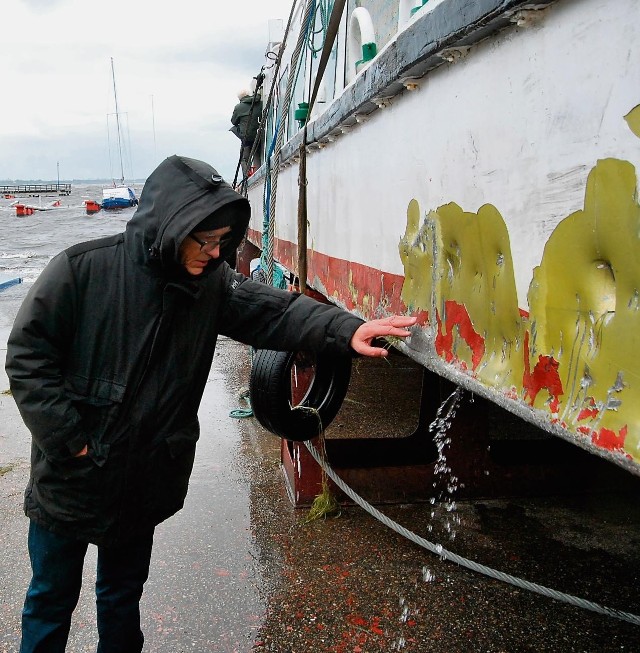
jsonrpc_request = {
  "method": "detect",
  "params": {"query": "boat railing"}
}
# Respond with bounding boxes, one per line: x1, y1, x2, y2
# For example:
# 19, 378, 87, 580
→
251, 0, 556, 180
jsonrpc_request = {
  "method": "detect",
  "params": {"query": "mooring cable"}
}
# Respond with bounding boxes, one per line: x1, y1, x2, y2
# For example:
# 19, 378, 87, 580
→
303, 408, 640, 626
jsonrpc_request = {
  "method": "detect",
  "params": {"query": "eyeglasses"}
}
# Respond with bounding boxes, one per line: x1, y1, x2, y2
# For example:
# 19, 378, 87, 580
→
189, 233, 233, 254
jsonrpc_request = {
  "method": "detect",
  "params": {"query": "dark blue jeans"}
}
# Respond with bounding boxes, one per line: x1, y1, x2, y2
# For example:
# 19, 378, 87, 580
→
20, 520, 154, 653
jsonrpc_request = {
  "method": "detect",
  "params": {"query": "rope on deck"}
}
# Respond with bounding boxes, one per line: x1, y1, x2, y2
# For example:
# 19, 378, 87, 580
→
303, 388, 640, 627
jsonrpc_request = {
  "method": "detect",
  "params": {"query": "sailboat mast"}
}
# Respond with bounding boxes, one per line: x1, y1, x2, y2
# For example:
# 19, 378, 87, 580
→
110, 57, 125, 184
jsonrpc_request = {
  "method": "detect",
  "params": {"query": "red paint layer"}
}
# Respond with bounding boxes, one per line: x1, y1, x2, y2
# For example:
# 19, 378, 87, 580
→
592, 425, 628, 451
522, 331, 563, 412
435, 300, 485, 370
246, 229, 408, 318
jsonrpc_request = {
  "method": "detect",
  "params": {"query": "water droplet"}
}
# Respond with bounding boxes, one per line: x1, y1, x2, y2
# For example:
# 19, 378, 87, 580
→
422, 566, 436, 582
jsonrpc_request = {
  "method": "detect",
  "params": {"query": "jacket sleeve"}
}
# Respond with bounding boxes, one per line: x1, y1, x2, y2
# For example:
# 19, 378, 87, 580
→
218, 266, 365, 353
230, 103, 242, 126
5, 253, 86, 462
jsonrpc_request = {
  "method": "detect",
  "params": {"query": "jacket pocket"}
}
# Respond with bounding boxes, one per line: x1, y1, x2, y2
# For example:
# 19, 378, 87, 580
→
29, 436, 125, 529
65, 373, 126, 447
65, 373, 126, 403
139, 421, 200, 520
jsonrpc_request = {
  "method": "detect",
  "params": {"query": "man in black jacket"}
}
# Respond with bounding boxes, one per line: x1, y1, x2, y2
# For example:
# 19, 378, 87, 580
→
6, 154, 415, 653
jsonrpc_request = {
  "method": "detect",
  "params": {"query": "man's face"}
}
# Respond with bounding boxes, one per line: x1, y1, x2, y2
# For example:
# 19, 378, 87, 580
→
179, 226, 233, 276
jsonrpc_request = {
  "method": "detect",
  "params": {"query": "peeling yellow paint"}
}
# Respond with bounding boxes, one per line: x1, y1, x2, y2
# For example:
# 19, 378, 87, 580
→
400, 200, 523, 387
399, 112, 640, 464
399, 199, 433, 312
624, 105, 640, 139
529, 158, 640, 455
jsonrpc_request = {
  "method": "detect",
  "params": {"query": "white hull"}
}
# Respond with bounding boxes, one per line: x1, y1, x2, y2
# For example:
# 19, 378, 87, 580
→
245, 0, 640, 475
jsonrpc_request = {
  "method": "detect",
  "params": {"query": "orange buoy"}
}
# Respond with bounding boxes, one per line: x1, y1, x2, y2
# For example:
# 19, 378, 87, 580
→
85, 200, 101, 215
16, 204, 26, 217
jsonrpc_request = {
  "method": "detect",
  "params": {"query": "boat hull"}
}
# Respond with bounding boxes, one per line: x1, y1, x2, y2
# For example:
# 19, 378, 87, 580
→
245, 0, 640, 476
101, 198, 135, 210
101, 185, 138, 210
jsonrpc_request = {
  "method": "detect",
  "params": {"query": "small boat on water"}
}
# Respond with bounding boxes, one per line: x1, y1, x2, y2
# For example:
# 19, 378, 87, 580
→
101, 185, 137, 210
237, 0, 640, 500
100, 58, 138, 211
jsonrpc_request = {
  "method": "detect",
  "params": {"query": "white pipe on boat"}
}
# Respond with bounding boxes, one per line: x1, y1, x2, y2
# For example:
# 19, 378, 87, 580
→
347, 7, 376, 84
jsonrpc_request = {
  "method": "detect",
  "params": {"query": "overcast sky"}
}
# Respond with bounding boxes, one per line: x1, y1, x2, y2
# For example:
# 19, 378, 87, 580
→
1, 0, 294, 182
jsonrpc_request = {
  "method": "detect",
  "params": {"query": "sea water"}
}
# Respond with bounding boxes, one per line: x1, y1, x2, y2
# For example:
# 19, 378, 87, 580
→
0, 185, 137, 334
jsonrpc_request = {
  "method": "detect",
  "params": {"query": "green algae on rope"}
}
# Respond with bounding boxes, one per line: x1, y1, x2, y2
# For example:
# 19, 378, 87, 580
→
291, 404, 341, 523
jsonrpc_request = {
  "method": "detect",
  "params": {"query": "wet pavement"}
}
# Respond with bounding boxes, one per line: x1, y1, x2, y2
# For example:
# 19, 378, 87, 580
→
1, 333, 640, 652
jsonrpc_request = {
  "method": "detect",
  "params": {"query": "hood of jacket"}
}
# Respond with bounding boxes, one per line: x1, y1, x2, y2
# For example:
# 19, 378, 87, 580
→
124, 155, 250, 280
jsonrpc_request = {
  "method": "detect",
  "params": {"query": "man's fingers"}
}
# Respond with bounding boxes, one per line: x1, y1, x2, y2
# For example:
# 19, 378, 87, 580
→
359, 344, 389, 357
386, 316, 417, 327
387, 327, 412, 335
350, 316, 417, 357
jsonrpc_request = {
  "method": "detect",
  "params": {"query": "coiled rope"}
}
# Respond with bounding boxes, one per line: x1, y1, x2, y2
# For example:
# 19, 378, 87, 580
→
229, 387, 253, 418
304, 388, 640, 626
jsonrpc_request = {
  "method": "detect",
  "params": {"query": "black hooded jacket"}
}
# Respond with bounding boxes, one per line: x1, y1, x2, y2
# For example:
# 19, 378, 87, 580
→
5, 155, 364, 546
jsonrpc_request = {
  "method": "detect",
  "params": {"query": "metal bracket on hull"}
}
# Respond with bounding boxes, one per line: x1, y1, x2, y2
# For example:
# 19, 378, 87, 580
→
438, 46, 472, 64
510, 6, 550, 27
400, 77, 422, 91
371, 96, 393, 109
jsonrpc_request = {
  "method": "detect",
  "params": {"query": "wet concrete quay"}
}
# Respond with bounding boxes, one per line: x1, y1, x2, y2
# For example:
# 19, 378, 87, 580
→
1, 334, 640, 652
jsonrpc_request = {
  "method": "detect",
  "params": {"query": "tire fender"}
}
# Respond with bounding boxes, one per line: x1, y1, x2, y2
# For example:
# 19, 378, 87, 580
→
249, 349, 352, 441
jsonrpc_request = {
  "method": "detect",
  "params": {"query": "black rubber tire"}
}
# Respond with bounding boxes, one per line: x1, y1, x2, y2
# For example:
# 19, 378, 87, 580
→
249, 349, 352, 441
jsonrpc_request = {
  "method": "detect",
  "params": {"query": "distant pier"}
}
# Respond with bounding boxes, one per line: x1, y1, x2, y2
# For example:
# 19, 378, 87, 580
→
1, 183, 72, 197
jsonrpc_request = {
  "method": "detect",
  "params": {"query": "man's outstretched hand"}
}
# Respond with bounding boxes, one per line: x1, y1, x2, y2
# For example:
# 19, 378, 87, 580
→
349, 316, 417, 358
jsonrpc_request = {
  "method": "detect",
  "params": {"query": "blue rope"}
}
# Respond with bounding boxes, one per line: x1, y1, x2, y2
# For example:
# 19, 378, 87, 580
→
230, 357, 254, 418
261, 117, 279, 267
229, 407, 253, 419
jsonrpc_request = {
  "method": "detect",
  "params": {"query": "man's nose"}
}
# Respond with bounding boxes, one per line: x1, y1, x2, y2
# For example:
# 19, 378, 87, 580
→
205, 245, 221, 258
